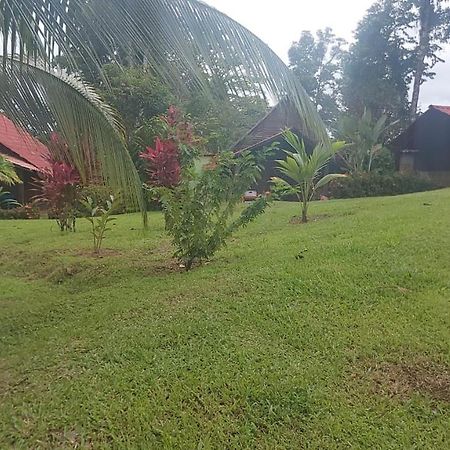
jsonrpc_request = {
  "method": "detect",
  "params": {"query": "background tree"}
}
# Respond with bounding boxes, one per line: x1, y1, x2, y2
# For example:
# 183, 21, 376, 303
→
408, 0, 450, 120
289, 28, 346, 131
342, 0, 415, 123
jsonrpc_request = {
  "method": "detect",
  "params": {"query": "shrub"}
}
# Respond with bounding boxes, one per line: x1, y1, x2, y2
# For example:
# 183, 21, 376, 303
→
36, 160, 81, 231
327, 173, 437, 199
0, 204, 40, 220
155, 152, 268, 270
142, 106, 269, 270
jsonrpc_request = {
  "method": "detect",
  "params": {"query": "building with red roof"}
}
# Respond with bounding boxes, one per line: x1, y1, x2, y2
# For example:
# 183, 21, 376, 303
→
0, 114, 51, 203
390, 105, 450, 186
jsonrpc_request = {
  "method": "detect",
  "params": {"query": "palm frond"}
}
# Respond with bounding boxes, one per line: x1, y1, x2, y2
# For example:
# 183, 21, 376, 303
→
0, 155, 21, 185
2, 0, 327, 143
314, 173, 347, 191
0, 58, 146, 223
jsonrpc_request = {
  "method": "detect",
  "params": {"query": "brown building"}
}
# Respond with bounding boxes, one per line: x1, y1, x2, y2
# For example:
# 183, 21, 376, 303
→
0, 114, 51, 203
390, 105, 450, 186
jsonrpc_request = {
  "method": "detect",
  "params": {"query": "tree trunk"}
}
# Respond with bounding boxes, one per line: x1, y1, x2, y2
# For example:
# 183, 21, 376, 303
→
301, 202, 308, 223
410, 0, 433, 122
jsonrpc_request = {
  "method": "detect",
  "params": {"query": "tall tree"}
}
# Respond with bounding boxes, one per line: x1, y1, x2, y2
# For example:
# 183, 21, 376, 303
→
289, 28, 346, 131
409, 0, 450, 120
342, 0, 414, 122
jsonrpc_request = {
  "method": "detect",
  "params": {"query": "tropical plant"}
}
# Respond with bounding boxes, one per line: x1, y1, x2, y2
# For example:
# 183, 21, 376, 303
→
81, 195, 120, 254
0, 155, 21, 185
142, 108, 269, 270
338, 109, 393, 174
155, 153, 269, 270
0, 187, 21, 209
0, 0, 327, 225
36, 160, 81, 232
271, 130, 346, 223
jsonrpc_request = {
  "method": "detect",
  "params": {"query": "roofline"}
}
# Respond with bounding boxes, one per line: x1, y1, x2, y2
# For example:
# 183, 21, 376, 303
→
232, 102, 282, 150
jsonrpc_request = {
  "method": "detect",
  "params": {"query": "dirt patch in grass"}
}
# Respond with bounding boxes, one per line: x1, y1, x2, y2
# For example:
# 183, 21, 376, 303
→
356, 359, 450, 403
289, 214, 331, 225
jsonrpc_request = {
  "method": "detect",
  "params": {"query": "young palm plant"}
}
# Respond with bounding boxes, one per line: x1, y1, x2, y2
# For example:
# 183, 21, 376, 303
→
272, 130, 346, 223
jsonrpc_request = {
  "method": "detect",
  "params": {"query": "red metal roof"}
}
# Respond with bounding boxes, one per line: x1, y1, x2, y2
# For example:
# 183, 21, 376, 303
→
2, 154, 41, 171
430, 105, 450, 116
0, 114, 51, 173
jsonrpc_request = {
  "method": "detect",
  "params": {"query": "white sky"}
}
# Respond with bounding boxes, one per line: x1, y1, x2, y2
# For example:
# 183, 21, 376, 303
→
205, 0, 450, 108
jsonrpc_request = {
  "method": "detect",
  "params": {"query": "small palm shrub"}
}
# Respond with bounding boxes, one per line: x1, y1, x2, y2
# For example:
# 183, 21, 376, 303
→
142, 107, 269, 270
272, 130, 345, 223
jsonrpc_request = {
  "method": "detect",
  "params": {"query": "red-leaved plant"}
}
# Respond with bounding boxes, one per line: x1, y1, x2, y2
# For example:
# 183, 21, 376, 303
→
139, 106, 198, 188
36, 160, 81, 231
140, 137, 181, 188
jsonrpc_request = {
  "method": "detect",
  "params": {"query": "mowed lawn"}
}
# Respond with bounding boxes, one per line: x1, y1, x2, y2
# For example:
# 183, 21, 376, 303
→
0, 190, 449, 449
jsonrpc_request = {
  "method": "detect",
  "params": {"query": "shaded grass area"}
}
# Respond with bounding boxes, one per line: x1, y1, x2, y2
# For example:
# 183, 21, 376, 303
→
0, 190, 449, 449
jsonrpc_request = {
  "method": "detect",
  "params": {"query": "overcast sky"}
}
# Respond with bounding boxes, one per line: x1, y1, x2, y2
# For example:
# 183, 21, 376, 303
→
205, 0, 450, 109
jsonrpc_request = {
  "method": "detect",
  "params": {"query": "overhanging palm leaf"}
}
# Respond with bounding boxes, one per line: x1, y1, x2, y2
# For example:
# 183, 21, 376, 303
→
0, 59, 146, 221
1, 0, 327, 145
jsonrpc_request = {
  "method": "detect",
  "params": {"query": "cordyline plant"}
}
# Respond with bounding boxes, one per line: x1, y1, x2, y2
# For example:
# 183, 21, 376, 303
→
272, 130, 346, 223
36, 160, 81, 232
141, 107, 269, 270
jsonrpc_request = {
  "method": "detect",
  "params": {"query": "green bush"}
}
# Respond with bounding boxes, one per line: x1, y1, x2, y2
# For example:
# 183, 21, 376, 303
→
327, 173, 437, 199
0, 205, 40, 220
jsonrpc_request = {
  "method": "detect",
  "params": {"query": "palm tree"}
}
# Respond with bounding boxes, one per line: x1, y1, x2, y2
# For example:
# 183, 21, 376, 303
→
272, 130, 346, 223
1, 1, 327, 221
338, 109, 391, 174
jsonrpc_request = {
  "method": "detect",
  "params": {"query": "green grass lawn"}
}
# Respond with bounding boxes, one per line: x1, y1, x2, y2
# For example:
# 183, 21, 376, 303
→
1, 190, 449, 449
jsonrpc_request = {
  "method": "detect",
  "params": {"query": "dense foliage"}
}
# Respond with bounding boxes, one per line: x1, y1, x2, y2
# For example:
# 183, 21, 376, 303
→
0, 204, 40, 220
327, 173, 438, 199
289, 28, 346, 131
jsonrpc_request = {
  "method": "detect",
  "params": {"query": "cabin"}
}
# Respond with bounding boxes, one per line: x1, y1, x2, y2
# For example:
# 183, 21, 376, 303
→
390, 105, 450, 186
0, 114, 51, 203
233, 100, 315, 191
